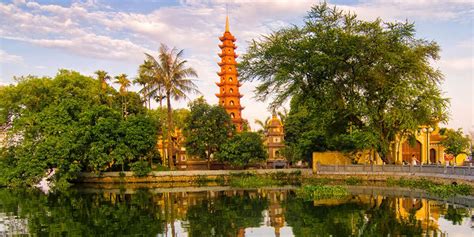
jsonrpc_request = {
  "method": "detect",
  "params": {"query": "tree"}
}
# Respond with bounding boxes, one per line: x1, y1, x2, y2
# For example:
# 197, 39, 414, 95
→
114, 74, 131, 118
0, 70, 157, 187
94, 70, 111, 95
134, 62, 153, 109
183, 97, 234, 169
239, 3, 448, 163
440, 128, 470, 164
143, 44, 199, 169
254, 117, 270, 135
216, 132, 267, 168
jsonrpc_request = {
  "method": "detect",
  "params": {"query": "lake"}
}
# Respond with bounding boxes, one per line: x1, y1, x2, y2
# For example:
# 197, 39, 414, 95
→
0, 186, 473, 236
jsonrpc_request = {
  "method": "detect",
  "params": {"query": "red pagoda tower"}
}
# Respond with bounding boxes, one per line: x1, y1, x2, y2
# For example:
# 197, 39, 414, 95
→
216, 16, 244, 132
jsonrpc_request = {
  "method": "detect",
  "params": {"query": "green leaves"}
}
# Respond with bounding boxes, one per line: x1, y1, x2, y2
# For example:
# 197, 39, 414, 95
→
0, 70, 157, 186
216, 132, 267, 167
240, 3, 448, 163
183, 98, 234, 161
440, 128, 470, 157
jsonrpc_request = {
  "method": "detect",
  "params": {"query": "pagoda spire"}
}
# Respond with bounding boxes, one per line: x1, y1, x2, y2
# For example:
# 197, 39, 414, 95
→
225, 16, 230, 32
216, 16, 244, 132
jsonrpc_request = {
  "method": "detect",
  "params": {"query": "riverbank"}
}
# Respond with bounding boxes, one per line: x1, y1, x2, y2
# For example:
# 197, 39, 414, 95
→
74, 168, 474, 198
76, 168, 474, 186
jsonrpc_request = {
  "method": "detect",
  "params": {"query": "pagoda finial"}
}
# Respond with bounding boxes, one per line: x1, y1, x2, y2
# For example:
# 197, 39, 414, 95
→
225, 15, 230, 32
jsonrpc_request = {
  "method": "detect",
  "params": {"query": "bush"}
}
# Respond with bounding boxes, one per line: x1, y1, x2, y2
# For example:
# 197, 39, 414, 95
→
216, 132, 267, 167
130, 161, 151, 177
153, 165, 169, 171
385, 177, 473, 198
345, 177, 362, 185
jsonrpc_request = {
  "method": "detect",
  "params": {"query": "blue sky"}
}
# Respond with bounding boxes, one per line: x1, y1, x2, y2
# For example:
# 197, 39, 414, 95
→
0, 0, 472, 134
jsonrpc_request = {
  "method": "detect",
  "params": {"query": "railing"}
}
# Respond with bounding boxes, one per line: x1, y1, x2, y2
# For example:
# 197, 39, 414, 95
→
314, 163, 474, 177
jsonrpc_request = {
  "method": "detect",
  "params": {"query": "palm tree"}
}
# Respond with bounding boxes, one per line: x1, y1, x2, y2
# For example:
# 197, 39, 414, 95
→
114, 74, 131, 118
276, 107, 288, 124
254, 117, 271, 135
143, 44, 199, 169
95, 70, 111, 104
134, 61, 154, 109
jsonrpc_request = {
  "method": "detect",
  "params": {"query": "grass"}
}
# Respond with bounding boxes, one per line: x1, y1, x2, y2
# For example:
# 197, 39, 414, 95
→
297, 185, 349, 200
227, 171, 302, 188
386, 177, 472, 198
344, 177, 362, 185
229, 175, 279, 188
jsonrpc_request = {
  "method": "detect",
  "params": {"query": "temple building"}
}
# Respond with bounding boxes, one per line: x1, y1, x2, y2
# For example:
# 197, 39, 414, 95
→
265, 114, 287, 168
313, 123, 469, 166
216, 16, 245, 132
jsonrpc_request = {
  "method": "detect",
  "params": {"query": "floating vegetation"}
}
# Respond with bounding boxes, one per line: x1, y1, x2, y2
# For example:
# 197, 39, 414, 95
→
227, 171, 301, 188
386, 177, 472, 198
344, 177, 362, 185
297, 185, 349, 200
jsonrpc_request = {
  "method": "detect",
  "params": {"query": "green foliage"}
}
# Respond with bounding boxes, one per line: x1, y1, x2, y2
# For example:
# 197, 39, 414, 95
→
228, 175, 278, 188
0, 189, 165, 236
186, 192, 268, 236
183, 97, 234, 162
297, 185, 349, 200
216, 132, 267, 167
440, 128, 470, 159
386, 178, 472, 198
0, 70, 158, 186
345, 177, 362, 185
444, 205, 470, 225
142, 44, 199, 168
227, 172, 301, 188
239, 3, 449, 163
152, 164, 170, 171
130, 160, 152, 177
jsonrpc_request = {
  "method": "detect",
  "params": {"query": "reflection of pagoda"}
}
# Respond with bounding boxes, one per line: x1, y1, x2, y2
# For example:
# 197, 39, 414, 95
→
216, 16, 244, 132
267, 191, 286, 237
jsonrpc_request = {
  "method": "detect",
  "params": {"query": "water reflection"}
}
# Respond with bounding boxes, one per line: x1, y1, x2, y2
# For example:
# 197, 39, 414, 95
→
0, 187, 472, 236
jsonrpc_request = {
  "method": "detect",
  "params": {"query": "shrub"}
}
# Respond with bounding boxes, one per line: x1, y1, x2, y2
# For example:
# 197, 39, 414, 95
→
130, 161, 151, 177
345, 177, 362, 185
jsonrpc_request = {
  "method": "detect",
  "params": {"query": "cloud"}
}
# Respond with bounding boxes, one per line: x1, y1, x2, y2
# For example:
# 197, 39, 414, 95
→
0, 0, 472, 130
438, 57, 474, 71
338, 0, 473, 22
0, 49, 23, 63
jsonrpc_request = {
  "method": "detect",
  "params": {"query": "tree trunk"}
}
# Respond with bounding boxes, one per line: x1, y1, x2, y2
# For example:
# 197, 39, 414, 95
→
207, 152, 211, 170
167, 93, 174, 169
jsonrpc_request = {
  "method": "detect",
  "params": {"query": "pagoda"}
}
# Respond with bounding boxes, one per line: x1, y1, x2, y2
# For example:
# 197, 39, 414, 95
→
216, 16, 244, 132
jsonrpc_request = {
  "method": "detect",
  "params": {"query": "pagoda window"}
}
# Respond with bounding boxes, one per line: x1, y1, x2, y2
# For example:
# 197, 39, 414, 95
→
230, 88, 234, 93
230, 100, 234, 105
229, 77, 233, 82
230, 113, 235, 118
221, 100, 225, 104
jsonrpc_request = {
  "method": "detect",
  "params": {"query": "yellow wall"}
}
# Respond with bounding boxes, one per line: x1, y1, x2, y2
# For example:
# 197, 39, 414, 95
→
312, 151, 384, 166
312, 152, 352, 165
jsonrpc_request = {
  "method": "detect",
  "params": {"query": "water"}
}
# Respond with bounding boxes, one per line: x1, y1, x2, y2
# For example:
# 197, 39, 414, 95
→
0, 186, 472, 236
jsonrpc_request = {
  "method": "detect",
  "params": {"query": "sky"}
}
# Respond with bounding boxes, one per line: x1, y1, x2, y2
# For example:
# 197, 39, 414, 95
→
0, 0, 473, 133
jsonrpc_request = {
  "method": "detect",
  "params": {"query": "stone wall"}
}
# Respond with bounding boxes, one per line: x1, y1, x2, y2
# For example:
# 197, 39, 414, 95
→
76, 169, 312, 183
313, 163, 474, 184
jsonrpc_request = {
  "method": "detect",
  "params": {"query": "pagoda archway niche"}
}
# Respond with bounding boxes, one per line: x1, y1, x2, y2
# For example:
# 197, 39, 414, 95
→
430, 148, 436, 164
402, 140, 421, 163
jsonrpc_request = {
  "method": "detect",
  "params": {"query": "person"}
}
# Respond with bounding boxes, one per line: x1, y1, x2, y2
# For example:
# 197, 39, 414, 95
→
411, 154, 418, 166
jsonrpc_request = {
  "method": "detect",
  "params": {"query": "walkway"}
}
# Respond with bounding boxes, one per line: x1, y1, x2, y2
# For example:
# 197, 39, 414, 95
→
314, 164, 474, 182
